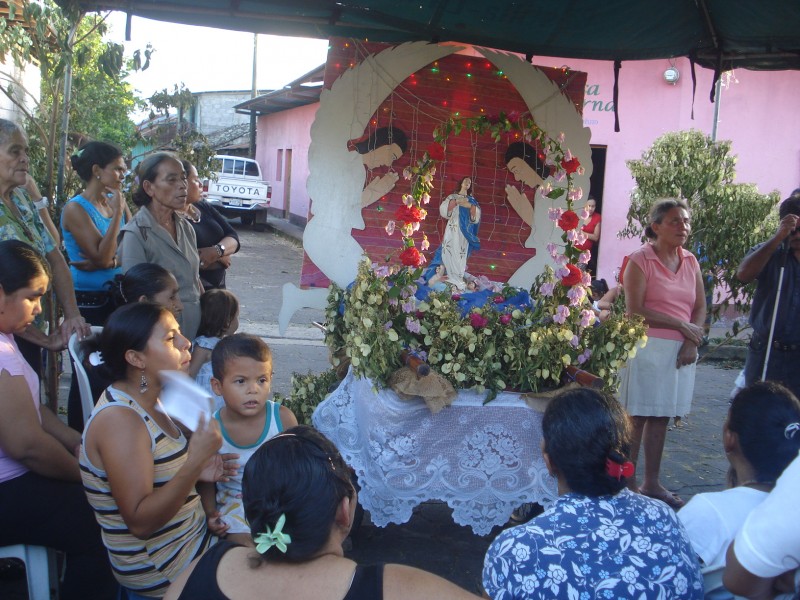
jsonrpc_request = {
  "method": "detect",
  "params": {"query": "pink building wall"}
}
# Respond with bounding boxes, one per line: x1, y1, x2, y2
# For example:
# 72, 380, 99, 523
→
256, 55, 800, 281
255, 102, 318, 226
532, 56, 800, 282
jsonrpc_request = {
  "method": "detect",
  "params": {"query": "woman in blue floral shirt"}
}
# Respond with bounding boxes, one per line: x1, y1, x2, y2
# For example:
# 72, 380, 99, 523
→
483, 388, 702, 599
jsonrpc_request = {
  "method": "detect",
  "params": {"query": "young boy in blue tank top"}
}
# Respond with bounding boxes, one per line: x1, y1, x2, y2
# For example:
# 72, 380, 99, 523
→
199, 333, 298, 546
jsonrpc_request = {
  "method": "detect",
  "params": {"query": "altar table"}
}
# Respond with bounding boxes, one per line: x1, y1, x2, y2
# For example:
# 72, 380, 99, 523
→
312, 370, 558, 536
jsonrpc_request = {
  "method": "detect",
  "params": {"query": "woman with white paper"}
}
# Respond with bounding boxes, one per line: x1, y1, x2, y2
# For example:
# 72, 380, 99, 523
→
79, 302, 238, 598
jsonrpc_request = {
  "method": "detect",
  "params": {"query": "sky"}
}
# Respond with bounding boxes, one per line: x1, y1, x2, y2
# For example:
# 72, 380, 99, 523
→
104, 13, 330, 114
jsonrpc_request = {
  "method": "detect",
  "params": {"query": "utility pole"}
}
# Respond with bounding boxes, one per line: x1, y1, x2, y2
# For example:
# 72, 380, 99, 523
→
249, 33, 257, 157
711, 77, 722, 142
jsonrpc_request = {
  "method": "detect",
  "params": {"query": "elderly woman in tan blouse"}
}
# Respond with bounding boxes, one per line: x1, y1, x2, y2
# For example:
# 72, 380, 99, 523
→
119, 153, 203, 340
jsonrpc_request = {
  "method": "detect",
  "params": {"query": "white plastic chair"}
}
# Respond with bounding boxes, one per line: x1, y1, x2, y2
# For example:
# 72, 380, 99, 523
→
0, 544, 58, 599
67, 326, 103, 426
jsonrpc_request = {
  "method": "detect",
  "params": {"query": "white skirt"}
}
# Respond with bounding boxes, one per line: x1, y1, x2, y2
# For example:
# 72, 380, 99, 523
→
618, 336, 696, 417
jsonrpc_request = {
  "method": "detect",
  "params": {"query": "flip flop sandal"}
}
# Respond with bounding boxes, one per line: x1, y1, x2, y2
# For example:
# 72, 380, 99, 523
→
640, 488, 685, 510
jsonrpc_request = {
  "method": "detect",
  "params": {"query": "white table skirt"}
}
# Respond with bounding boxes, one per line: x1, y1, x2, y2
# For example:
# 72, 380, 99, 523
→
312, 369, 558, 536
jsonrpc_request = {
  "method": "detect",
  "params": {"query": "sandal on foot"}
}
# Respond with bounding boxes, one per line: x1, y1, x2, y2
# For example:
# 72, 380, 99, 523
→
640, 488, 685, 510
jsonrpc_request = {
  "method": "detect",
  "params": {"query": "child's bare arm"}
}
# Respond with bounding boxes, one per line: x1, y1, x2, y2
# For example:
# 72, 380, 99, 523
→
188, 346, 212, 379
279, 405, 299, 429
198, 480, 229, 537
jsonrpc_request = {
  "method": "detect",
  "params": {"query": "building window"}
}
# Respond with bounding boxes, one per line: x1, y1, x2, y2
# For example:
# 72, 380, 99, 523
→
276, 150, 283, 181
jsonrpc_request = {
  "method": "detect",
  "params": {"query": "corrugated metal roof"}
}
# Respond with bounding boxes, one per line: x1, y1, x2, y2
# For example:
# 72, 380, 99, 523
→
234, 63, 324, 115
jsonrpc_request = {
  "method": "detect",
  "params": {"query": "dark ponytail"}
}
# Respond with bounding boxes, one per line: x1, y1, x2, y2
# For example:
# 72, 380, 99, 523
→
243, 426, 355, 563
542, 387, 632, 496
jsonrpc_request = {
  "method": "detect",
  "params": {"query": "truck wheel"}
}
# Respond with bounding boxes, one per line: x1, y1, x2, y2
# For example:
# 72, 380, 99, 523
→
240, 214, 255, 226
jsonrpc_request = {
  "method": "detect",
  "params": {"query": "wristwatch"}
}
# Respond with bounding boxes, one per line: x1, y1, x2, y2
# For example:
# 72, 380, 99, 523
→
214, 243, 225, 257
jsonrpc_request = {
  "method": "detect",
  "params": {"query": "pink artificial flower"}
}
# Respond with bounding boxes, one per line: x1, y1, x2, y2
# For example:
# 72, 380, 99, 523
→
402, 194, 414, 207
553, 305, 570, 324
405, 317, 421, 334
579, 206, 590, 220
578, 251, 591, 265
402, 167, 412, 180
548, 207, 564, 222
580, 309, 596, 327
452, 293, 462, 301
541, 181, 553, 196
567, 286, 587, 307
577, 348, 592, 364
570, 335, 581, 348
373, 265, 391, 278
384, 321, 393, 330
421, 236, 430, 251
500, 313, 512, 325
581, 271, 592, 286
568, 188, 583, 202
540, 282, 555, 297
547, 242, 560, 260
493, 295, 505, 304
421, 193, 431, 205
385, 220, 396, 235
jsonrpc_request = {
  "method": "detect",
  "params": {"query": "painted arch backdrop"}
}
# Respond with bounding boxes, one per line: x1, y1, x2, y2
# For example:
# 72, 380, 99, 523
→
302, 39, 591, 291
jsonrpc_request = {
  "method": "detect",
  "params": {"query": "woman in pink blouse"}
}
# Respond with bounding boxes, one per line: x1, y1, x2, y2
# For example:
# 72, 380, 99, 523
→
619, 198, 706, 509
0, 239, 115, 599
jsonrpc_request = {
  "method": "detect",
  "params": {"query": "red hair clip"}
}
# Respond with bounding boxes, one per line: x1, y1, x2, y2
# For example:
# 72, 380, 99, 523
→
605, 458, 635, 480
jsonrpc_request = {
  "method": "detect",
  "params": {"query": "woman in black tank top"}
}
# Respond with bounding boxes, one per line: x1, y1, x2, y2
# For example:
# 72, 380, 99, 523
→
164, 426, 480, 600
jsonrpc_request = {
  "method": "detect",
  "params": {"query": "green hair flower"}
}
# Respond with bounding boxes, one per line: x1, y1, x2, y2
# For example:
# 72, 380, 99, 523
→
254, 513, 292, 554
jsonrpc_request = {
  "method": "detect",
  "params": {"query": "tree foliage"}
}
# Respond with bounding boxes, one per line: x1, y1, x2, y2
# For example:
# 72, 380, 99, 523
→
0, 0, 146, 203
141, 83, 217, 179
621, 130, 780, 318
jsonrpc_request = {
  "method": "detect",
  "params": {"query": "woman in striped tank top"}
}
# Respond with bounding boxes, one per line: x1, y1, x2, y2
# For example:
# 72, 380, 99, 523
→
80, 302, 235, 599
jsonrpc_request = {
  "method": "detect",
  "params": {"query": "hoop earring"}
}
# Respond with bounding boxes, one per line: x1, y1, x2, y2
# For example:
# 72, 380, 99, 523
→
139, 370, 149, 394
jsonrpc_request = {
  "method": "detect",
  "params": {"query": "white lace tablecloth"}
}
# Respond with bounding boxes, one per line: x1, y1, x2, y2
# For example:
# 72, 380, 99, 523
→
312, 369, 558, 536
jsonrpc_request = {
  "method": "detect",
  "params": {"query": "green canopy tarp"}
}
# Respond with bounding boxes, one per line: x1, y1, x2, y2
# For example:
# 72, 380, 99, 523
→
62, 0, 800, 71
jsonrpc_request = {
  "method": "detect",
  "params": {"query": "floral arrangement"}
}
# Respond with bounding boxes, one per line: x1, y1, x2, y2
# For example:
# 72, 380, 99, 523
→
325, 261, 647, 398
323, 110, 648, 398
273, 368, 340, 425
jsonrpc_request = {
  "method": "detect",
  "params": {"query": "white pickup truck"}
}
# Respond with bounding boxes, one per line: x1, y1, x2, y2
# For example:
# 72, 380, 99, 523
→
204, 155, 272, 231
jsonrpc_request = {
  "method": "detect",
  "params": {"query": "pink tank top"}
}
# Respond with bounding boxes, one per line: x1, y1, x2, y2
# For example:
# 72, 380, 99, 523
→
0, 332, 41, 482
628, 244, 700, 342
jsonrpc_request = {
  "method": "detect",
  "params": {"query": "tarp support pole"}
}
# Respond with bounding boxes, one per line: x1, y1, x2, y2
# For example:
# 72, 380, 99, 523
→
613, 60, 621, 132
690, 57, 697, 120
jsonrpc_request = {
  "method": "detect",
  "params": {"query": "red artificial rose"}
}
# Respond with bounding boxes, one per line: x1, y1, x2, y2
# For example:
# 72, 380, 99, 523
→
500, 313, 512, 325
469, 312, 489, 328
426, 142, 445, 161
557, 210, 580, 231
561, 157, 580, 174
493, 295, 505, 304
394, 205, 423, 224
399, 246, 423, 267
561, 264, 583, 287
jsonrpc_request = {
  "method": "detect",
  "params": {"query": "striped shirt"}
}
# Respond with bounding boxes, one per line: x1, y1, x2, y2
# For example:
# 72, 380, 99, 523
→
80, 387, 211, 597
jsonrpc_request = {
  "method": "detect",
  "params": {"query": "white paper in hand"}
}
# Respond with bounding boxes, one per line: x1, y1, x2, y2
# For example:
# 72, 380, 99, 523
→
159, 370, 214, 431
